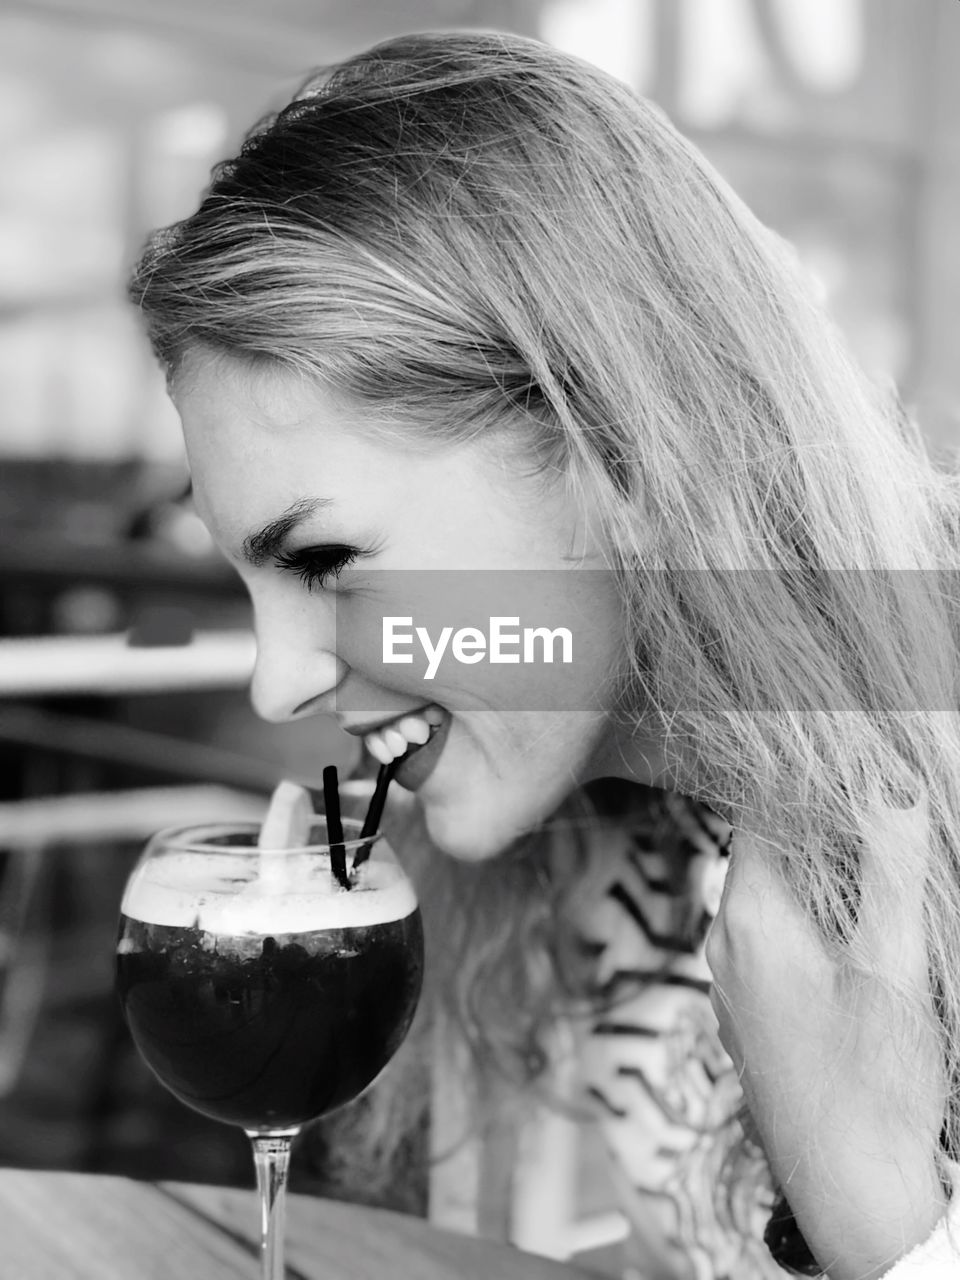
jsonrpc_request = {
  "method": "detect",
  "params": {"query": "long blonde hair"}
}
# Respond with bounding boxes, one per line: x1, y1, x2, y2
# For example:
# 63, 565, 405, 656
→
130, 29, 960, 1185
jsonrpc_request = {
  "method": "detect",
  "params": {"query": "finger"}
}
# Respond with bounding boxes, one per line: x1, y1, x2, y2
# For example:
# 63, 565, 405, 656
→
721, 828, 816, 949
709, 829, 841, 1016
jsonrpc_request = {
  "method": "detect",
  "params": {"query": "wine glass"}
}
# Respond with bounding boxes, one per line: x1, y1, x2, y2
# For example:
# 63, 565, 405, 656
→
115, 813, 424, 1280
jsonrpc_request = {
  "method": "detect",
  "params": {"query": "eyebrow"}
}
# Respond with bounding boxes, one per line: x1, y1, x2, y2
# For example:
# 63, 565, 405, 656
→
240, 498, 333, 566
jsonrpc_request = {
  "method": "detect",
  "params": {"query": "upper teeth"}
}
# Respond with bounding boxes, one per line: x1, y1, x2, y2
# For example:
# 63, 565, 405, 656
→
364, 711, 436, 765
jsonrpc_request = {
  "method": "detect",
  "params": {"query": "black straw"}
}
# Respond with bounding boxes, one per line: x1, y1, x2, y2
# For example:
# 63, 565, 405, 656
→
323, 765, 350, 890
353, 761, 397, 869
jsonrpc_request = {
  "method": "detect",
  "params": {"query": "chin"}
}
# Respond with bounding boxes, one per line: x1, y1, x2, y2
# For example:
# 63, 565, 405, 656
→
419, 796, 527, 863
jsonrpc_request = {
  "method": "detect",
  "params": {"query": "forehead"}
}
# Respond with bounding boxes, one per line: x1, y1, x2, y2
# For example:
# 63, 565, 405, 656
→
172, 349, 444, 495
172, 348, 544, 496
171, 354, 394, 537
173, 349, 361, 434
172, 347, 504, 461
170, 349, 567, 559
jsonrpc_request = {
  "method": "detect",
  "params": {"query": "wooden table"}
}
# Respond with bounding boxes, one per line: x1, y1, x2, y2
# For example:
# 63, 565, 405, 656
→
0, 1171, 601, 1280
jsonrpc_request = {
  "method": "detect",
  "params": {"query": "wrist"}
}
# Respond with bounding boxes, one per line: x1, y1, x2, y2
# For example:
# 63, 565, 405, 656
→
786, 1155, 947, 1280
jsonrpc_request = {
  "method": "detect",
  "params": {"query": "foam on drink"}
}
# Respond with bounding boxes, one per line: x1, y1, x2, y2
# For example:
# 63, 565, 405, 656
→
120, 848, 417, 937
120, 781, 416, 937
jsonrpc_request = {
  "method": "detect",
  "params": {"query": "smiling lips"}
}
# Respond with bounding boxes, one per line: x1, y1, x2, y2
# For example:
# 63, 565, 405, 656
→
351, 704, 446, 767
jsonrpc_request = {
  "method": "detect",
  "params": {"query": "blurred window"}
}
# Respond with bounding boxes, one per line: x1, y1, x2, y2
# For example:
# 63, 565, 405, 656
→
542, 0, 932, 404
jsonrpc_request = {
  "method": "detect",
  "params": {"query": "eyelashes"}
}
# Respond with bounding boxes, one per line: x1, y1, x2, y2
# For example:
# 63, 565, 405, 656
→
273, 544, 359, 592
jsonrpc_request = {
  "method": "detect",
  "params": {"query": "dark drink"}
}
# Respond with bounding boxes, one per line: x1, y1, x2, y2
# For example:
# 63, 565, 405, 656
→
116, 839, 423, 1130
115, 797, 424, 1280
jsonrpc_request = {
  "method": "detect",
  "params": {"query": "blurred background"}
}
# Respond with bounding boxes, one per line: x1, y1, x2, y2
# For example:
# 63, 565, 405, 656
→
0, 0, 958, 1268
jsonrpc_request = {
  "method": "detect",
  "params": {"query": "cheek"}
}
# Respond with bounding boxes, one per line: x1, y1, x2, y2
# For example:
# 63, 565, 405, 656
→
456, 710, 602, 775
443, 713, 607, 824
335, 569, 625, 712
330, 593, 425, 700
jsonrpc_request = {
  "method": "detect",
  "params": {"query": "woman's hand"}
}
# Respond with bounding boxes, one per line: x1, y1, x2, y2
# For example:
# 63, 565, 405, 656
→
705, 803, 948, 1279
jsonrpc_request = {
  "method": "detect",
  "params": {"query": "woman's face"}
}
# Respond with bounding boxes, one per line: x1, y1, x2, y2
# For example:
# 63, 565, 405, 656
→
174, 350, 652, 859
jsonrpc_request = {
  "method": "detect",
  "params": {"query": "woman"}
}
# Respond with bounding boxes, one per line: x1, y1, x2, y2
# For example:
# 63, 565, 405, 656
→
128, 30, 960, 1277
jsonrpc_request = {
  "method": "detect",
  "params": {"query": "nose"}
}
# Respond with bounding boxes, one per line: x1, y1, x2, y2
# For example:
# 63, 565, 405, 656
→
248, 594, 347, 723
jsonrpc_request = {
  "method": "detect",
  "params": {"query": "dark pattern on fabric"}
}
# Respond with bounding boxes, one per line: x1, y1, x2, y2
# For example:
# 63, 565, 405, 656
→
575, 794, 785, 1280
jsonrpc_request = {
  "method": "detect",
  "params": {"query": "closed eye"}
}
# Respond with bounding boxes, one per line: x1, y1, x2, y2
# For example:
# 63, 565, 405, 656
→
273, 544, 359, 592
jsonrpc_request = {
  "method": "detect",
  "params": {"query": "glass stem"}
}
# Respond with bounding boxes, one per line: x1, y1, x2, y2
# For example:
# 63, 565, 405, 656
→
248, 1129, 297, 1280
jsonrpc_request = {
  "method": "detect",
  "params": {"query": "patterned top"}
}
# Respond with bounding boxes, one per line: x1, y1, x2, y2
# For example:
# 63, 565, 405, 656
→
575, 793, 786, 1280
574, 792, 960, 1279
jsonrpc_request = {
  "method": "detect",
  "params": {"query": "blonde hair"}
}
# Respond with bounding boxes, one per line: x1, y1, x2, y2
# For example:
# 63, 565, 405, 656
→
130, 28, 960, 1193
